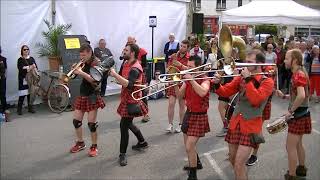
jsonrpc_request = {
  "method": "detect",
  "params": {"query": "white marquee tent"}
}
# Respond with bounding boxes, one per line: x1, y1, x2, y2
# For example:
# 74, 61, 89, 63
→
221, 0, 320, 26
1, 0, 189, 102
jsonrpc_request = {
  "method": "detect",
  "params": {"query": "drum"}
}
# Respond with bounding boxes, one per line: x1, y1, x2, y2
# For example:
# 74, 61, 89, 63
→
90, 66, 104, 82
266, 116, 287, 134
224, 93, 240, 123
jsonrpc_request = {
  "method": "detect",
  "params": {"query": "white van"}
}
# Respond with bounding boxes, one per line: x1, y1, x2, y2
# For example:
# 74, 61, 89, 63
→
255, 34, 271, 43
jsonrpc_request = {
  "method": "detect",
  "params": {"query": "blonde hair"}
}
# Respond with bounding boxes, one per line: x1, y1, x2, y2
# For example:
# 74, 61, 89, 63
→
289, 49, 310, 86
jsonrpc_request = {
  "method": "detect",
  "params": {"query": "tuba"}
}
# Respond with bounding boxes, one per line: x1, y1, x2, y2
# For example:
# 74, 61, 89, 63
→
218, 25, 246, 64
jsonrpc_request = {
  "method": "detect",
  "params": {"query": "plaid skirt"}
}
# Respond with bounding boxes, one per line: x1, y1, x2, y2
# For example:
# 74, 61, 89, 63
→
225, 125, 258, 148
166, 84, 176, 97
73, 96, 105, 112
117, 100, 148, 118
288, 115, 312, 135
262, 101, 271, 121
181, 111, 210, 137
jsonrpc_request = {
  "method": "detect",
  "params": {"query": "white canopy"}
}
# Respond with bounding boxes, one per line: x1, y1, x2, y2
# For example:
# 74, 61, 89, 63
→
221, 0, 320, 26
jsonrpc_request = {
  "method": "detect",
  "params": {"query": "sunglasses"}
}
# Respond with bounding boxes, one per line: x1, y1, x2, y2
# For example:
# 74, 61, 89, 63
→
23, 49, 29, 51
155, 74, 160, 75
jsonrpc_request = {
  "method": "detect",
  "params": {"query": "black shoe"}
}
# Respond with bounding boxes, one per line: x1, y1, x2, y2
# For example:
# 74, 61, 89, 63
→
284, 171, 297, 180
28, 105, 35, 113
246, 155, 258, 166
132, 141, 148, 150
119, 153, 127, 166
17, 107, 22, 115
296, 165, 307, 177
183, 163, 203, 171
187, 167, 198, 180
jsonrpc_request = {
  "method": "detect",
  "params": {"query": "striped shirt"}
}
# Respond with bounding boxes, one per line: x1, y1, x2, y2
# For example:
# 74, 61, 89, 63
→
311, 57, 320, 74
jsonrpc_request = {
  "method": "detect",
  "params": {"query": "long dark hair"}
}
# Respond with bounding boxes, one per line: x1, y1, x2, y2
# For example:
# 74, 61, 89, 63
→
20, 45, 29, 56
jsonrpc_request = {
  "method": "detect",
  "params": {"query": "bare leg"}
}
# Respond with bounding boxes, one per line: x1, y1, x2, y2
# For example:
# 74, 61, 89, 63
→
185, 136, 200, 167
168, 96, 176, 125
178, 98, 186, 124
296, 135, 305, 166
218, 100, 227, 128
88, 110, 98, 145
228, 143, 238, 167
234, 145, 253, 180
286, 132, 300, 176
73, 110, 85, 142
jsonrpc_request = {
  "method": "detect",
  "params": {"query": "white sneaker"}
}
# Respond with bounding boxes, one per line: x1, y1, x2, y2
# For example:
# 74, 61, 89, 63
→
175, 124, 182, 133
166, 124, 174, 133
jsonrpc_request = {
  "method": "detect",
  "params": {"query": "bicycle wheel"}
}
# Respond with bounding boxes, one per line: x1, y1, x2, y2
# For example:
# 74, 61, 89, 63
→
47, 84, 70, 113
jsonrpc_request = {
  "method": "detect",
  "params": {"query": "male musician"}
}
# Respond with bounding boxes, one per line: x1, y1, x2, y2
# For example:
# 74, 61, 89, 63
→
275, 49, 312, 180
212, 50, 274, 180
70, 43, 105, 157
120, 36, 150, 123
166, 39, 190, 133
174, 55, 210, 180
109, 43, 149, 166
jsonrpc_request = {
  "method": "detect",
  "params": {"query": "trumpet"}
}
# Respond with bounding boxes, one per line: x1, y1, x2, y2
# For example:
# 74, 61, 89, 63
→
62, 59, 86, 83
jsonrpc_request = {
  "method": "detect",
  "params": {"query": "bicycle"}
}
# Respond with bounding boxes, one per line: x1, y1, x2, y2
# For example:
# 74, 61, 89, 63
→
37, 70, 71, 113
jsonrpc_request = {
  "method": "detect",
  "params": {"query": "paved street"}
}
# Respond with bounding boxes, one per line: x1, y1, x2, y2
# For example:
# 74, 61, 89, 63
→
1, 94, 319, 180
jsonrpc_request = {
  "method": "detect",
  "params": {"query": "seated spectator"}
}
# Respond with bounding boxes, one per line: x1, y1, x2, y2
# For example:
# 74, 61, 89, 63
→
148, 70, 165, 100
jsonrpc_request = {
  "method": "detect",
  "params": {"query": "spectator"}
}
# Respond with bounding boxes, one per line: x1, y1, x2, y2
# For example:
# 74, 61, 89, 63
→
265, 44, 277, 64
94, 38, 113, 97
17, 45, 37, 115
275, 41, 287, 90
294, 41, 301, 49
300, 41, 312, 71
164, 33, 179, 63
148, 70, 165, 100
189, 41, 205, 64
309, 45, 320, 103
0, 46, 9, 121
262, 35, 276, 51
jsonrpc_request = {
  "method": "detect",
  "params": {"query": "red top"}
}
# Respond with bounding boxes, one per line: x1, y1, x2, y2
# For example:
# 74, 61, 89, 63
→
120, 60, 143, 103
185, 78, 210, 112
168, 52, 189, 71
215, 75, 274, 133
137, 48, 147, 64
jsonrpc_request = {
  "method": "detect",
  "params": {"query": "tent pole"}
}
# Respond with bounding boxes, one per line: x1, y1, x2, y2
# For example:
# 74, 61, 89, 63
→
308, 25, 311, 38
51, 0, 56, 25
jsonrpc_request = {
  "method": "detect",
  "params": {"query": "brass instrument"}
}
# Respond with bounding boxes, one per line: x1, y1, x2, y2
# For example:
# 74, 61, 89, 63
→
62, 60, 86, 83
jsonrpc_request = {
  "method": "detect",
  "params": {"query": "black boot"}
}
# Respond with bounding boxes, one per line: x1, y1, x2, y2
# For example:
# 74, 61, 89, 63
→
187, 167, 198, 180
296, 165, 307, 177
28, 105, 35, 113
119, 153, 127, 166
17, 101, 23, 115
183, 154, 203, 171
284, 171, 297, 180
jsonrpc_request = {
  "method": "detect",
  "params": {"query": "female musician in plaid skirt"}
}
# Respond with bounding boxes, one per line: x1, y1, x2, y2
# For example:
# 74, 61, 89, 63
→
174, 55, 210, 180
213, 50, 274, 180
69, 44, 105, 157
109, 44, 148, 167
275, 49, 312, 180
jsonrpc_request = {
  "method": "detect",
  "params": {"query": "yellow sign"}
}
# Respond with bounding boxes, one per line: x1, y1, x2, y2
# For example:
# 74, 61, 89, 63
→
64, 38, 80, 49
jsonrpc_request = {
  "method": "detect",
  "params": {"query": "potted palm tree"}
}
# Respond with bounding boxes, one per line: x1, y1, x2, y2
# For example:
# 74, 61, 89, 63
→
36, 19, 72, 71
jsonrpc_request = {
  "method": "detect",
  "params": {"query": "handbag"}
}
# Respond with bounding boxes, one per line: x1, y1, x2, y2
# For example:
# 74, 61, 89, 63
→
127, 103, 142, 116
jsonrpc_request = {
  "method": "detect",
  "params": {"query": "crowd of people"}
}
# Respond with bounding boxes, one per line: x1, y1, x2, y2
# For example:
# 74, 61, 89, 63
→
0, 30, 318, 180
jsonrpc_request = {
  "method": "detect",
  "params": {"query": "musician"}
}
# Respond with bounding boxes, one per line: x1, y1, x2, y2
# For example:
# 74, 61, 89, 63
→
165, 39, 190, 133
212, 50, 274, 180
69, 43, 105, 157
109, 43, 149, 166
174, 55, 210, 180
17, 45, 37, 115
120, 36, 150, 123
275, 49, 312, 180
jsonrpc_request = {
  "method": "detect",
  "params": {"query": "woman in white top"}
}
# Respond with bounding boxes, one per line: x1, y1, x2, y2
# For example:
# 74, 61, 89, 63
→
265, 44, 277, 64
148, 70, 165, 100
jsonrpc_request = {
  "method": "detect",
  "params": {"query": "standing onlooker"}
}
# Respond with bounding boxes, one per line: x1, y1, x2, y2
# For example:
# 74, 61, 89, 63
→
265, 44, 277, 64
309, 45, 320, 103
148, 70, 165, 100
262, 35, 276, 51
189, 41, 205, 64
0, 46, 9, 121
17, 45, 37, 115
275, 40, 287, 90
300, 42, 311, 72
94, 38, 113, 97
164, 33, 179, 63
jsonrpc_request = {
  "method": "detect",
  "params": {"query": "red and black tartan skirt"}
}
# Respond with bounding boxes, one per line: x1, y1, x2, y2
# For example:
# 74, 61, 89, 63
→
225, 124, 258, 148
262, 100, 271, 121
181, 111, 210, 137
166, 84, 176, 97
117, 100, 148, 118
73, 96, 105, 112
288, 115, 312, 135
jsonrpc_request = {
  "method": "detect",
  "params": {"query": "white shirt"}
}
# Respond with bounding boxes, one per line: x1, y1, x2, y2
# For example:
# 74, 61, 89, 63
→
265, 52, 277, 64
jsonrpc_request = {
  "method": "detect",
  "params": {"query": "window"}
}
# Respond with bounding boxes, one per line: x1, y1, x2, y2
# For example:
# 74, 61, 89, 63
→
216, 0, 226, 10
238, 0, 242, 7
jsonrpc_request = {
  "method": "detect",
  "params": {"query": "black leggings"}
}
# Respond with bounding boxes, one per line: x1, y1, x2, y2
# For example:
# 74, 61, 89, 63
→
120, 117, 145, 154
18, 94, 31, 106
